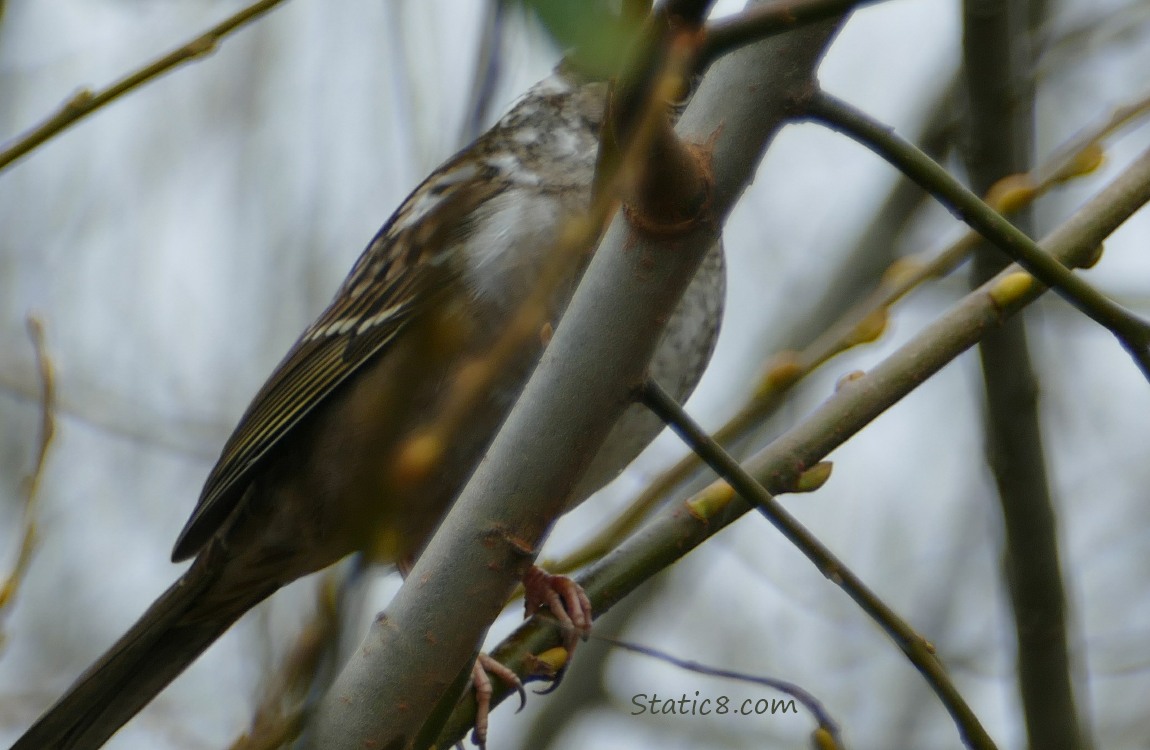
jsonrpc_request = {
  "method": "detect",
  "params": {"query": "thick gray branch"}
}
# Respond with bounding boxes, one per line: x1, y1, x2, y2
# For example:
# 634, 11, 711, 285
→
305, 9, 845, 750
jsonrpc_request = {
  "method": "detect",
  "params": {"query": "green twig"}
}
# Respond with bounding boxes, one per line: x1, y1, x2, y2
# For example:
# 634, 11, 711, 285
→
0, 0, 291, 172
439, 142, 1150, 746
804, 89, 1150, 381
639, 380, 998, 750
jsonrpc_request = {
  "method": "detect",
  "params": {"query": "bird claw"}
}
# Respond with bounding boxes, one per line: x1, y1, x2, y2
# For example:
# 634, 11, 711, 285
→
469, 653, 525, 749
523, 566, 593, 691
467, 568, 592, 747
523, 566, 593, 651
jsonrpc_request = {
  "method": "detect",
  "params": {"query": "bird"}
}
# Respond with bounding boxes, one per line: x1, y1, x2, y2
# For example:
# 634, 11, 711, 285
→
11, 61, 725, 750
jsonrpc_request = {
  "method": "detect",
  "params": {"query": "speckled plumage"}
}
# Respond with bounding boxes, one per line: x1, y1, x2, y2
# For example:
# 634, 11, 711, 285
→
13, 66, 725, 750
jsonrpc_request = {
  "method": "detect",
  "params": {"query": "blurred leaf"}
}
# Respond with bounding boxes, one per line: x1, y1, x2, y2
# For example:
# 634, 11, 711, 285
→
509, 0, 648, 77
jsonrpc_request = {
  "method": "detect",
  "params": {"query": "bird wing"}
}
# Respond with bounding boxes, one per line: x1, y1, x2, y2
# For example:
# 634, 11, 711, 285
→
172, 159, 506, 561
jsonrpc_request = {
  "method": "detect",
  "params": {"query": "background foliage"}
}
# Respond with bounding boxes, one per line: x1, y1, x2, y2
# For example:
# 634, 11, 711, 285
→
2, 1, 1150, 747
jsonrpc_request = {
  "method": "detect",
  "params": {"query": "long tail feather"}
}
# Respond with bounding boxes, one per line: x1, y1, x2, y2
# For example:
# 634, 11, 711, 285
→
12, 562, 249, 750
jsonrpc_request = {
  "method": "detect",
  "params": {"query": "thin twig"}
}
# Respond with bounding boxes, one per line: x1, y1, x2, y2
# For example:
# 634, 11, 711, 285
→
0, 0, 291, 172
589, 630, 843, 747
804, 89, 1150, 381
1031, 89, 1150, 186
0, 317, 58, 647
546, 82, 1148, 576
439, 141, 1150, 747
639, 379, 997, 750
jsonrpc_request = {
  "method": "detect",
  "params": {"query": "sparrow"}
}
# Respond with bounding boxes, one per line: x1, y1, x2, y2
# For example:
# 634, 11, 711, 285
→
12, 61, 725, 750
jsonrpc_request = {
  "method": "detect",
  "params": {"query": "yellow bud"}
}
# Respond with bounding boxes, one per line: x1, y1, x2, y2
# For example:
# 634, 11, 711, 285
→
795, 462, 833, 493
1055, 144, 1105, 183
989, 271, 1034, 309
881, 256, 925, 287
65, 88, 95, 111
811, 726, 839, 750
187, 36, 218, 58
985, 174, 1037, 214
392, 432, 443, 486
846, 308, 888, 347
687, 480, 735, 520
534, 647, 569, 676
758, 352, 803, 395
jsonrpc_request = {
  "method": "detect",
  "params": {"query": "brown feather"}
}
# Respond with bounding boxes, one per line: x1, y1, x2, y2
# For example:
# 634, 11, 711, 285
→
172, 161, 509, 562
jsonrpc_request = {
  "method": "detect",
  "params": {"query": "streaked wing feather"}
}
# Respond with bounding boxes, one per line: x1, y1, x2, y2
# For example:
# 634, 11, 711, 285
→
172, 160, 508, 561
171, 293, 420, 561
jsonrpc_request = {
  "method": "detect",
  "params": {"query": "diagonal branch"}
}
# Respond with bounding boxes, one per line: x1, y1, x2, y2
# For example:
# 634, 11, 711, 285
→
438, 140, 1150, 747
0, 0, 291, 172
546, 70, 1150, 576
639, 379, 998, 750
804, 89, 1150, 381
306, 10, 847, 749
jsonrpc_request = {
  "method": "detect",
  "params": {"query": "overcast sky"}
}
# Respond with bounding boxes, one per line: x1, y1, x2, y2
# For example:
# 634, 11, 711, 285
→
3, 1, 1150, 748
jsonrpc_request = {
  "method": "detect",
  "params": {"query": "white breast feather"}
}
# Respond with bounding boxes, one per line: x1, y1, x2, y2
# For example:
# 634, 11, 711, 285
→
461, 190, 561, 302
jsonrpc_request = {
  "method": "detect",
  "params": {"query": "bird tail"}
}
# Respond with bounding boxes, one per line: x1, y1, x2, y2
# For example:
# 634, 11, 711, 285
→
12, 560, 251, 750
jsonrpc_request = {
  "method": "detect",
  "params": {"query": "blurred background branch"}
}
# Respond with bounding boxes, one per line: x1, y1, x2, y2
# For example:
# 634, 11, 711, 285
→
3, 1, 1150, 748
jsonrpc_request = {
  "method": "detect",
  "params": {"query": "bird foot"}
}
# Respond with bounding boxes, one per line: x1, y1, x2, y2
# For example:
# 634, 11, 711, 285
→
522, 566, 592, 653
465, 567, 592, 748
468, 653, 525, 749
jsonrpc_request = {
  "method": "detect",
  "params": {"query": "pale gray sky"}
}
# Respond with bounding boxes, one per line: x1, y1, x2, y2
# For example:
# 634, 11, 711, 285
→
2, 1, 1150, 748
